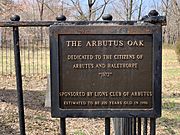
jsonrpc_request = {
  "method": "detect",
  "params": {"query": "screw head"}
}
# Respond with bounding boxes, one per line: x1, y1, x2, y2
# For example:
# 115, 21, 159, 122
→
56, 15, 66, 21
148, 10, 159, 17
102, 14, 113, 21
10, 15, 20, 21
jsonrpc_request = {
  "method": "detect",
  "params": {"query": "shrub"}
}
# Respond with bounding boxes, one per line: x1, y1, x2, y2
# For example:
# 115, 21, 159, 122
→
175, 38, 180, 62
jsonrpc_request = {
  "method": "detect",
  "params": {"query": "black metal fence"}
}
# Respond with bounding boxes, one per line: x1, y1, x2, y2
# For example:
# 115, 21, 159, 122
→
0, 12, 166, 135
0, 37, 49, 76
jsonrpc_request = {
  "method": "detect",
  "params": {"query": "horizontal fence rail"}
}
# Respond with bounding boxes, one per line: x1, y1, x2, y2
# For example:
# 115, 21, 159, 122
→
0, 21, 137, 27
0, 15, 166, 27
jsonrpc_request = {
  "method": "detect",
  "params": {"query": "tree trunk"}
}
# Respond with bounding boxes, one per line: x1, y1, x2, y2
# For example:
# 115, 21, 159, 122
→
129, 0, 133, 21
138, 0, 143, 20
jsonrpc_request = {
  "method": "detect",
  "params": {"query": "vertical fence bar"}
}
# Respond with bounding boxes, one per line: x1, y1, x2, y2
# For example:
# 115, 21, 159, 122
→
8, 40, 10, 75
101, 14, 112, 133
23, 39, 26, 75
105, 117, 110, 135
32, 40, 35, 75
129, 118, 132, 135
143, 118, 148, 135
10, 39, 12, 74
11, 15, 26, 135
45, 39, 47, 75
0, 36, 2, 75
133, 117, 136, 135
28, 38, 30, 75
138, 118, 141, 135
5, 39, 8, 74
41, 38, 43, 75
124, 118, 128, 135
7, 40, 9, 74
150, 118, 156, 135
2, 39, 3, 75
36, 39, 38, 74
60, 118, 66, 135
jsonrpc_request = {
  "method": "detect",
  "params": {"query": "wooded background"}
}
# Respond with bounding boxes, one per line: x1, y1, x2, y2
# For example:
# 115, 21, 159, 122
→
0, 0, 180, 44
0, 1, 180, 134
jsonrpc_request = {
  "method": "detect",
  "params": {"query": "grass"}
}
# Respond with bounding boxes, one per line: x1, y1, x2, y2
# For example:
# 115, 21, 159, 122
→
158, 44, 180, 134
74, 130, 86, 135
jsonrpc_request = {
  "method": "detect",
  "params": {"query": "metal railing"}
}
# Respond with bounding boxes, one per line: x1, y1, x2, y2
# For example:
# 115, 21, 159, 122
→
0, 38, 49, 76
0, 11, 166, 135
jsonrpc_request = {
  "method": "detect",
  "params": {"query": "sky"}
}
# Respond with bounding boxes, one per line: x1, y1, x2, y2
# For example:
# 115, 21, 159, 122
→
11, 0, 163, 20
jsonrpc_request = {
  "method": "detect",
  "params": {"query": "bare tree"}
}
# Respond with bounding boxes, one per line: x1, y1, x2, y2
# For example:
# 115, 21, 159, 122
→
159, 0, 180, 44
0, 0, 23, 41
36, 0, 45, 21
112, 0, 140, 21
172, 0, 180, 14
11, 0, 71, 40
0, 0, 19, 19
129, 0, 133, 20
36, 0, 45, 42
69, 0, 111, 21
172, 0, 180, 38
88, 0, 96, 20
162, 0, 169, 16
138, 0, 143, 20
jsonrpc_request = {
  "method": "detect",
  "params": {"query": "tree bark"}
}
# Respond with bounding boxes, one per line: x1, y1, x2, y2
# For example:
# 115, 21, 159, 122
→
138, 0, 143, 20
129, 0, 133, 21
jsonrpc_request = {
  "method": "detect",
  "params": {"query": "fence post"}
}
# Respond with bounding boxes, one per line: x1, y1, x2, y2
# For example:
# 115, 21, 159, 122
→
60, 118, 66, 135
10, 15, 26, 135
150, 118, 156, 135
105, 118, 110, 135
56, 14, 67, 135
112, 118, 133, 135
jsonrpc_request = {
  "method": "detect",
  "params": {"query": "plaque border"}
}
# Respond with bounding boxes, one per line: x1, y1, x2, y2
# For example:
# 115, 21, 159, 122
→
50, 25, 162, 118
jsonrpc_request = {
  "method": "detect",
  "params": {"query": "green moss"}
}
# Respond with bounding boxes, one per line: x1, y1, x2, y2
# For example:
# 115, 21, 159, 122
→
74, 130, 86, 135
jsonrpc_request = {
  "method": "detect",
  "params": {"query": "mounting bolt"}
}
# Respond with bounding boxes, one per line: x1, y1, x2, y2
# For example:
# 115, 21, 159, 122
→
56, 15, 66, 21
148, 10, 159, 17
10, 15, 20, 21
102, 14, 113, 21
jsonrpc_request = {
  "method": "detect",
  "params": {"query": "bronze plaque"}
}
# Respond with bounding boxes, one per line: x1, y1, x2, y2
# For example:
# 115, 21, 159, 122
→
59, 34, 153, 109
50, 25, 162, 118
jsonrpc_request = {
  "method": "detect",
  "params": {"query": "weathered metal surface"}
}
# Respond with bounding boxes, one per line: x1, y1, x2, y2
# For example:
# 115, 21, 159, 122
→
0, 21, 55, 27
0, 17, 166, 27
141, 10, 166, 26
60, 118, 66, 135
150, 118, 156, 135
59, 34, 152, 109
0, 21, 137, 27
11, 15, 26, 135
50, 25, 162, 118
105, 118, 111, 135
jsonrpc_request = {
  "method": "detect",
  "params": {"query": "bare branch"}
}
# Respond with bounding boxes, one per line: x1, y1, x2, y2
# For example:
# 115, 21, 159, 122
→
88, 0, 96, 8
96, 0, 111, 21
172, 0, 180, 14
162, 0, 169, 16
128, 0, 133, 20
88, 0, 96, 20
111, 3, 125, 20
43, 2, 56, 15
138, 0, 143, 20
70, 0, 87, 20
